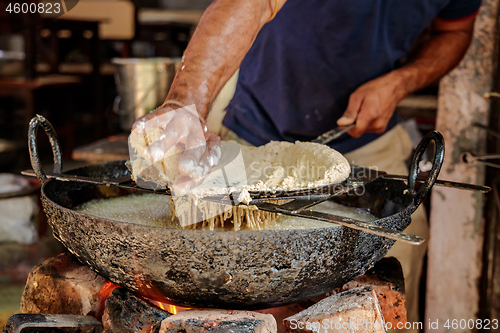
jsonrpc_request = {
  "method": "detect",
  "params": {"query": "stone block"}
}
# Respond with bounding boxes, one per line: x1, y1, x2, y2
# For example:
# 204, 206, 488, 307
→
334, 257, 406, 327
160, 309, 277, 333
20, 252, 107, 318
284, 286, 386, 333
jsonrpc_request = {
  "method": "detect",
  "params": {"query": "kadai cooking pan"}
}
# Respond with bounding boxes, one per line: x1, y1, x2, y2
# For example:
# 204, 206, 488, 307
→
27, 115, 443, 309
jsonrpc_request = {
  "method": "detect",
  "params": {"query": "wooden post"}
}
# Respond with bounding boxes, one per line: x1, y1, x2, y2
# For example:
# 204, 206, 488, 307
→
425, 0, 498, 331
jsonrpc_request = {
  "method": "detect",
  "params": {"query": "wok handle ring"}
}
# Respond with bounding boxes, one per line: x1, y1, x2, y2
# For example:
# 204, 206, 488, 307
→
28, 115, 63, 183
408, 131, 444, 213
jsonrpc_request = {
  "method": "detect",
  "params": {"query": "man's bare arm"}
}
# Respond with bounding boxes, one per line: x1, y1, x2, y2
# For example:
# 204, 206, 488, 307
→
338, 16, 476, 138
132, 0, 286, 193
398, 17, 476, 96
141, 0, 286, 121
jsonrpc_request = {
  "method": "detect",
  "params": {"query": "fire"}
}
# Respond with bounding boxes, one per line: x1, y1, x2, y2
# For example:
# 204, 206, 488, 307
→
97, 280, 188, 316
97, 281, 119, 319
99, 281, 119, 301
130, 253, 189, 315
133, 274, 190, 315
147, 299, 189, 315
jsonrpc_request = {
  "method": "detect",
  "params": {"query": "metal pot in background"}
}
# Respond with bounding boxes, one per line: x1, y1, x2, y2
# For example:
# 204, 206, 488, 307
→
112, 58, 182, 131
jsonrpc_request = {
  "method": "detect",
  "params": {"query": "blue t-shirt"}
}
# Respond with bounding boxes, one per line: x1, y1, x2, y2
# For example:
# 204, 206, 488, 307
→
223, 0, 481, 154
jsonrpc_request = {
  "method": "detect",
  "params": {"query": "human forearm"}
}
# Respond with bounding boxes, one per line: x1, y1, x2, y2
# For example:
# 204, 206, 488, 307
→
131, 0, 285, 192
393, 19, 475, 99
165, 0, 285, 118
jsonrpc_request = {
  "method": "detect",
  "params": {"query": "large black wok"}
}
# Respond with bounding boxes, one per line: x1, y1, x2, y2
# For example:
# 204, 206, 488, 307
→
28, 115, 443, 309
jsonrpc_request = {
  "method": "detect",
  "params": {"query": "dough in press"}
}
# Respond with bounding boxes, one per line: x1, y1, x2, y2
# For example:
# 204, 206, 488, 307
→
128, 138, 351, 230
128, 137, 351, 196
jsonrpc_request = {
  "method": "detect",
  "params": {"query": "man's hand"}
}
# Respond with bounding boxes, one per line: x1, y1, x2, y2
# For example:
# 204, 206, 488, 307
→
338, 14, 476, 138
337, 71, 407, 138
132, 105, 222, 195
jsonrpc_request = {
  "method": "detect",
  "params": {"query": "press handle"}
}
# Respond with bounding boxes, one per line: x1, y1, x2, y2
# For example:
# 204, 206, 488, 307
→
28, 115, 63, 183
408, 131, 445, 213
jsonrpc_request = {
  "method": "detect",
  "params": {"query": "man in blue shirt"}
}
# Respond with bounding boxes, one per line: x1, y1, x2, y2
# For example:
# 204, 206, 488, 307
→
137, 0, 480, 188
223, 0, 480, 153
134, 0, 480, 328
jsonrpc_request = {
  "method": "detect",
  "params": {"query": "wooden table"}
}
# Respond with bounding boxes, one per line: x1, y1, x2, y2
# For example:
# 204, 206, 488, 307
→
72, 134, 129, 165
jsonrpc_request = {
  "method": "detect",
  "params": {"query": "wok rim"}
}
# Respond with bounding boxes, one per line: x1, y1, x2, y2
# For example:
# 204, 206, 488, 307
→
40, 177, 416, 235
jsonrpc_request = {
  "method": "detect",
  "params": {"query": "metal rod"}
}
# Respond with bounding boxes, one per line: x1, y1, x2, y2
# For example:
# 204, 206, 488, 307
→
461, 152, 500, 171
484, 91, 500, 101
20, 170, 171, 194
473, 122, 500, 140
254, 202, 424, 245
383, 174, 491, 193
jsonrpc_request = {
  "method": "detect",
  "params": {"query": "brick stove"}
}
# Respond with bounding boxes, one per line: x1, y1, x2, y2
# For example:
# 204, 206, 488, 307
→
3, 254, 406, 333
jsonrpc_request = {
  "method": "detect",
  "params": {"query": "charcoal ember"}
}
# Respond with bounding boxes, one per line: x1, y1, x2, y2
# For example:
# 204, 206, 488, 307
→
284, 286, 386, 333
102, 288, 170, 333
160, 309, 277, 333
20, 252, 108, 317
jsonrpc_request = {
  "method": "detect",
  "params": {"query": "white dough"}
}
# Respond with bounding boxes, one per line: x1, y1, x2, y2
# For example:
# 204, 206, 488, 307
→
238, 141, 350, 192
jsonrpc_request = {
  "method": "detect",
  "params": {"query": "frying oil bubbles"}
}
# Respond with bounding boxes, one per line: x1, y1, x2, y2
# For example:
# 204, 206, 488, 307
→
77, 194, 375, 230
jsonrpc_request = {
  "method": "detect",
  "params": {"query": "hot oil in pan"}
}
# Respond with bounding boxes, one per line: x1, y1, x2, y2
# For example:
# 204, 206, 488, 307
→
76, 194, 179, 228
75, 194, 376, 230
